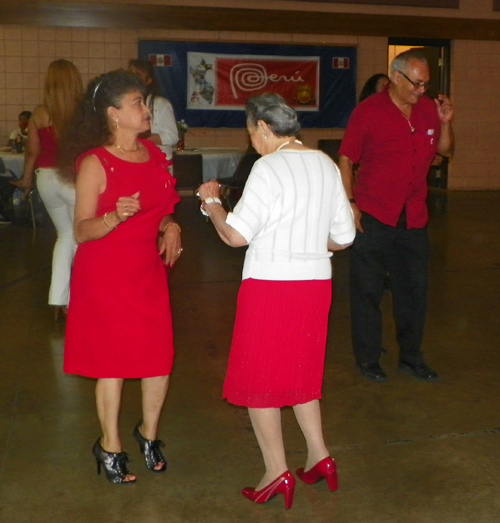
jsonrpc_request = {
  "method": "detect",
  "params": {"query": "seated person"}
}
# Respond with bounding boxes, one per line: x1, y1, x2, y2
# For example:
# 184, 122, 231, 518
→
8, 111, 32, 149
217, 145, 261, 209
218, 144, 261, 187
0, 161, 16, 224
359, 73, 390, 103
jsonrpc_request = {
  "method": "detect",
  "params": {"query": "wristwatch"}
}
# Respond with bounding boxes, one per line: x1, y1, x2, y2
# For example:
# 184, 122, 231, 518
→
204, 197, 222, 205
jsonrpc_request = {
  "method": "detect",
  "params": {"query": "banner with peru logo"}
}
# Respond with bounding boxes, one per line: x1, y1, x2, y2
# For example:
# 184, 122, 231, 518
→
187, 53, 320, 111
138, 41, 356, 128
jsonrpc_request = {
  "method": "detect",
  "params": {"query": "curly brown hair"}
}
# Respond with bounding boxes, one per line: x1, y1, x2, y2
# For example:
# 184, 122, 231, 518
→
58, 69, 146, 183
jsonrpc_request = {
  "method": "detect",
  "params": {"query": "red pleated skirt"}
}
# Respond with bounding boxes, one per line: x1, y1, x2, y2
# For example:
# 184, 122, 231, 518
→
223, 278, 332, 408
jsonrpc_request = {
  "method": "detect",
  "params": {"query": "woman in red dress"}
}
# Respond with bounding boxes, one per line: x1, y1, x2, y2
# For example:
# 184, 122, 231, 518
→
59, 70, 181, 484
199, 93, 356, 509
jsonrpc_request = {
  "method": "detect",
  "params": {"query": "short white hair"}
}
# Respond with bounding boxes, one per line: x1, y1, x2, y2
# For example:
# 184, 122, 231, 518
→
390, 50, 428, 74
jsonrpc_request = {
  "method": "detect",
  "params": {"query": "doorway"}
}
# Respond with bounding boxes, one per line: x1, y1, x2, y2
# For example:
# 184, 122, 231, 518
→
388, 38, 451, 188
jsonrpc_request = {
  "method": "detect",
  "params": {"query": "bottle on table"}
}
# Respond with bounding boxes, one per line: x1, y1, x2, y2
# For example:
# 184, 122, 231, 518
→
16, 135, 24, 154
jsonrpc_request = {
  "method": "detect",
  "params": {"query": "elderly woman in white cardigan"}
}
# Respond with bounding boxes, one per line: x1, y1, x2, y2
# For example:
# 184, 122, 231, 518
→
198, 93, 355, 510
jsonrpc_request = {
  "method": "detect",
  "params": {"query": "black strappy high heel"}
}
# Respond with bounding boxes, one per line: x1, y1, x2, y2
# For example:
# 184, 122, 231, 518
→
132, 421, 167, 473
92, 438, 136, 484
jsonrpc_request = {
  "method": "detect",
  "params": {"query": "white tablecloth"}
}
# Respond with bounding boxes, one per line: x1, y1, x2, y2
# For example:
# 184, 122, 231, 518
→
1, 148, 245, 182
0, 152, 24, 179
176, 147, 244, 181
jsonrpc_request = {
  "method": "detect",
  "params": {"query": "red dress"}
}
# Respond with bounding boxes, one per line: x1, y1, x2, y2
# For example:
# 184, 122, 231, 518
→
64, 140, 179, 379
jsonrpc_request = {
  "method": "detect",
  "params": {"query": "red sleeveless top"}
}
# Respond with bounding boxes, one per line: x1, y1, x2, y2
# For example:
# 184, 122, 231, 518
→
37, 126, 58, 168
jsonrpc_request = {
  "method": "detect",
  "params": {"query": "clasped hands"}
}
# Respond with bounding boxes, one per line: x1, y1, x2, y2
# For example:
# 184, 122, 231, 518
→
111, 191, 181, 266
198, 180, 221, 202
197, 180, 222, 216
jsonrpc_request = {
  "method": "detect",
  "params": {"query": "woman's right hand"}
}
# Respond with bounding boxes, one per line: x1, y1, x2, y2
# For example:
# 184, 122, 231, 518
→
198, 180, 221, 201
115, 191, 141, 223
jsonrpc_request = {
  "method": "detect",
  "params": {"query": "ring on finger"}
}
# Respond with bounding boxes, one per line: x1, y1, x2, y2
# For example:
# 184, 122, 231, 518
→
177, 248, 183, 255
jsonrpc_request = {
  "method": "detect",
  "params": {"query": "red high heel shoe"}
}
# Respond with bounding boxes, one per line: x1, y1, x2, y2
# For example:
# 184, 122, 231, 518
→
296, 457, 338, 491
242, 471, 295, 509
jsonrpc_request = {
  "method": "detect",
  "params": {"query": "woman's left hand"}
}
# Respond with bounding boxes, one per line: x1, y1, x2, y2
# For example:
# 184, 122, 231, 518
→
198, 180, 221, 201
10, 179, 32, 197
158, 222, 182, 267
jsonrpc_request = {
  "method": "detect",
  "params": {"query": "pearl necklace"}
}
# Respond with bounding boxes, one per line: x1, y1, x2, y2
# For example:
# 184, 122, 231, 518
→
275, 139, 303, 152
114, 143, 140, 153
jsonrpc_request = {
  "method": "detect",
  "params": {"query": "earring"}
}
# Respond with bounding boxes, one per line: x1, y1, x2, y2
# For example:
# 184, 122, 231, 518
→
114, 119, 119, 130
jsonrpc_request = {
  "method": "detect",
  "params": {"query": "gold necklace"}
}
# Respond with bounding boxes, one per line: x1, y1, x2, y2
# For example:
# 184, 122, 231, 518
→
275, 139, 303, 152
114, 143, 140, 153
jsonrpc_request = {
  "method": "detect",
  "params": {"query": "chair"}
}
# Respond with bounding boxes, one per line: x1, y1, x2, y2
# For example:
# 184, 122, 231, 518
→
0, 157, 17, 224
172, 153, 203, 198
172, 154, 205, 221
0, 157, 42, 230
26, 186, 41, 231
0, 157, 15, 177
218, 147, 261, 211
317, 139, 342, 164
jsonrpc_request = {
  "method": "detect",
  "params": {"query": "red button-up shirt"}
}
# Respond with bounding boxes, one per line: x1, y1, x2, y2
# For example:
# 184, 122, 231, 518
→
339, 89, 441, 229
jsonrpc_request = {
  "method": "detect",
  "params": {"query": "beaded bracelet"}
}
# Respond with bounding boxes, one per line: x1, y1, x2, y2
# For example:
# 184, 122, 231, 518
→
163, 222, 181, 234
103, 212, 116, 230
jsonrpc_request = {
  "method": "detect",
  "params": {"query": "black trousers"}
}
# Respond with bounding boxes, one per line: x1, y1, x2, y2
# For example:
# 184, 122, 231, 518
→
349, 211, 429, 365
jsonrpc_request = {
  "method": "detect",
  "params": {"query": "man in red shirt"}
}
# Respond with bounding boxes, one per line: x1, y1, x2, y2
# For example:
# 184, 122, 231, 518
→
339, 50, 454, 382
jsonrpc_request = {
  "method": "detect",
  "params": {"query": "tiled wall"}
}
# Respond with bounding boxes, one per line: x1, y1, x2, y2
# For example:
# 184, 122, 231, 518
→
0, 25, 386, 149
0, 25, 137, 137
449, 40, 500, 190
1, 22, 498, 189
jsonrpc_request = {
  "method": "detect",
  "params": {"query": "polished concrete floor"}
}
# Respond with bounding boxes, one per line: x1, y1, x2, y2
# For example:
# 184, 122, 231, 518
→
1, 190, 500, 523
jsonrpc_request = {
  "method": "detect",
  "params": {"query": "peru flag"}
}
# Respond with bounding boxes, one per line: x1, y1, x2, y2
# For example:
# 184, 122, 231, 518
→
149, 54, 172, 67
332, 57, 350, 69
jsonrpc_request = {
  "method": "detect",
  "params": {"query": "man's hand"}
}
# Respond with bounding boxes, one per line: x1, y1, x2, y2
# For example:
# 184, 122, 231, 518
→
351, 203, 364, 232
435, 94, 453, 125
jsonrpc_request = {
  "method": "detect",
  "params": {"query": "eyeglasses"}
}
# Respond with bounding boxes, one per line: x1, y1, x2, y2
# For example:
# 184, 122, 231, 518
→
396, 70, 430, 91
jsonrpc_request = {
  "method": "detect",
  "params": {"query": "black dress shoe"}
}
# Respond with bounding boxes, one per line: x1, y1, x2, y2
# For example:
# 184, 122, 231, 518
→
356, 362, 388, 382
398, 360, 439, 381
